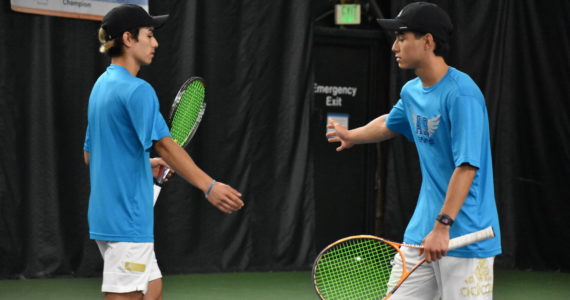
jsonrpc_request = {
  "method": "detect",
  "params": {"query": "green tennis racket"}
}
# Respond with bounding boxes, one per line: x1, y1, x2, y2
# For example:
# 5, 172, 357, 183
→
156, 76, 206, 186
312, 227, 495, 299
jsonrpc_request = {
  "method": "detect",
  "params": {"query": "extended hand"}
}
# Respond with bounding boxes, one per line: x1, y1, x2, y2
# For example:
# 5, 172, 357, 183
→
206, 182, 244, 214
326, 118, 354, 151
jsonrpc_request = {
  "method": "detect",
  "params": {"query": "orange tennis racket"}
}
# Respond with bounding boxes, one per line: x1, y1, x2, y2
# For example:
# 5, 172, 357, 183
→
312, 226, 495, 300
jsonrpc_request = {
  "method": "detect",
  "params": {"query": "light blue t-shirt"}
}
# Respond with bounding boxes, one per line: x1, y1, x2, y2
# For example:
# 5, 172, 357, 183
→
84, 65, 170, 242
386, 67, 501, 258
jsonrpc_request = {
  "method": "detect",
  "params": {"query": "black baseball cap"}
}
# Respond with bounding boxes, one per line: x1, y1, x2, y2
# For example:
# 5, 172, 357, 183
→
377, 2, 453, 41
101, 4, 168, 40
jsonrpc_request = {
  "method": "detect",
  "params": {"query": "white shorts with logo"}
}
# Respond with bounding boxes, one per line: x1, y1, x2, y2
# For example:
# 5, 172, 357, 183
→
386, 246, 495, 300
96, 241, 162, 295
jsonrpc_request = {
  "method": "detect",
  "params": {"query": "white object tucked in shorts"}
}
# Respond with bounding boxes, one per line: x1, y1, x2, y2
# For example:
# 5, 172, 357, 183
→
387, 246, 495, 300
96, 241, 162, 295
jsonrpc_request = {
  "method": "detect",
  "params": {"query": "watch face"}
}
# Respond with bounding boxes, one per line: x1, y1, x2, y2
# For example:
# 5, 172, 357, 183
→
438, 214, 453, 225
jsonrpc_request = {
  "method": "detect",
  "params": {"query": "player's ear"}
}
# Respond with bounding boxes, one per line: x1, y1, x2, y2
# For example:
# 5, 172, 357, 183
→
424, 33, 435, 52
122, 31, 134, 47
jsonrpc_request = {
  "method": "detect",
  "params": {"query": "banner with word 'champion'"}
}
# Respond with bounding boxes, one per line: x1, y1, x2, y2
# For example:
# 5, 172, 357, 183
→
11, 0, 148, 21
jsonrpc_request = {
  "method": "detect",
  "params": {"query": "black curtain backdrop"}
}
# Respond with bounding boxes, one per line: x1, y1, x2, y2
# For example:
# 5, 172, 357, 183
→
0, 0, 315, 278
0, 0, 569, 279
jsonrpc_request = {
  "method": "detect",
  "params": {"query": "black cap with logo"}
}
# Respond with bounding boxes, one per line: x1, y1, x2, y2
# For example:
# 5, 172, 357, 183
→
377, 2, 453, 41
101, 4, 169, 41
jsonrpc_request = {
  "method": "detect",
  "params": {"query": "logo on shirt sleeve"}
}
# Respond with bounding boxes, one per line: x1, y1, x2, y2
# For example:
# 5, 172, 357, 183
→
412, 113, 441, 144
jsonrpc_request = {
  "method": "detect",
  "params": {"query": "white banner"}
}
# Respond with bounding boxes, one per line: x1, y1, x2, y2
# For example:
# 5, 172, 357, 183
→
11, 0, 149, 21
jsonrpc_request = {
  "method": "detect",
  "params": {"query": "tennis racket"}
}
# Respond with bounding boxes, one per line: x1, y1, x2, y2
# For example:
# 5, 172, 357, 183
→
153, 77, 207, 205
312, 226, 495, 300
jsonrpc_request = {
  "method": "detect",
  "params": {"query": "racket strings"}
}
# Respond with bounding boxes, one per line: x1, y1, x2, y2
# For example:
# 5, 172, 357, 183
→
170, 80, 205, 146
314, 238, 399, 299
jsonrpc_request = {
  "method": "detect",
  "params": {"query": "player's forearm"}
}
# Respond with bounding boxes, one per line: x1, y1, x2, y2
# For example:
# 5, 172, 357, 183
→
349, 114, 398, 144
84, 151, 89, 166
438, 164, 477, 224
154, 137, 212, 192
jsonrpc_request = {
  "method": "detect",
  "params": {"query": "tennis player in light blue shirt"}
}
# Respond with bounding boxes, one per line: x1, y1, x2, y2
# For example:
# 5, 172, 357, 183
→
84, 64, 170, 242
326, 2, 501, 299
83, 4, 243, 299
387, 67, 501, 258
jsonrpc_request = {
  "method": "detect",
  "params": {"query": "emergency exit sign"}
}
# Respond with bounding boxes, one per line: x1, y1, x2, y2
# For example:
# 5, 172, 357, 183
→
335, 4, 361, 25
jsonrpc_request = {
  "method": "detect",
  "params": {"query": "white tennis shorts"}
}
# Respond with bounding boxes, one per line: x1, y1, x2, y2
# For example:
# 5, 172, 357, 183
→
386, 246, 495, 300
96, 241, 162, 295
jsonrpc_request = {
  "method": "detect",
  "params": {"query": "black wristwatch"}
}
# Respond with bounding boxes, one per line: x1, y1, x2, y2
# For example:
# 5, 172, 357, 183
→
436, 214, 454, 226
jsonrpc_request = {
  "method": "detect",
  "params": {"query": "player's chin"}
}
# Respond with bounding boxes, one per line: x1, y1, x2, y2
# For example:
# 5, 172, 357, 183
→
397, 62, 413, 69
141, 57, 154, 65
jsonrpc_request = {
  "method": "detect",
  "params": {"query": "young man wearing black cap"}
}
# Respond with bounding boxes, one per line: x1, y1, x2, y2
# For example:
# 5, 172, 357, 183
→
327, 2, 501, 299
84, 4, 244, 300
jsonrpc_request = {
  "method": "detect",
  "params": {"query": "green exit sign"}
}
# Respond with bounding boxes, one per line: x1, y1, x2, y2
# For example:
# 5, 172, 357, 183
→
335, 4, 361, 25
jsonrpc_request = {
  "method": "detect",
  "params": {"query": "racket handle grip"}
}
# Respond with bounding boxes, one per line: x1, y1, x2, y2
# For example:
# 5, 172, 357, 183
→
156, 167, 171, 185
448, 226, 495, 250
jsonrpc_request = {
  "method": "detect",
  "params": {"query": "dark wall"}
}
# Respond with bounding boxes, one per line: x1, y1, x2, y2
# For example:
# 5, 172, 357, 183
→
0, 0, 569, 279
311, 27, 390, 251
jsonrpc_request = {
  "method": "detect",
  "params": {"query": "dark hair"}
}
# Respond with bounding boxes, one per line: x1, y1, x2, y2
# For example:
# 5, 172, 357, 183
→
98, 27, 140, 57
397, 30, 450, 57
430, 34, 449, 57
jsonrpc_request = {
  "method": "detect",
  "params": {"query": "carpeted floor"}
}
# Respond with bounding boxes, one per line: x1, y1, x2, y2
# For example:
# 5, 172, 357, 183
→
0, 269, 568, 299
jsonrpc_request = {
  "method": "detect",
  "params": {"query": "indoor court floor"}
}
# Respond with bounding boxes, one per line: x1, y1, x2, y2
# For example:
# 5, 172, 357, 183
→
0, 269, 569, 299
